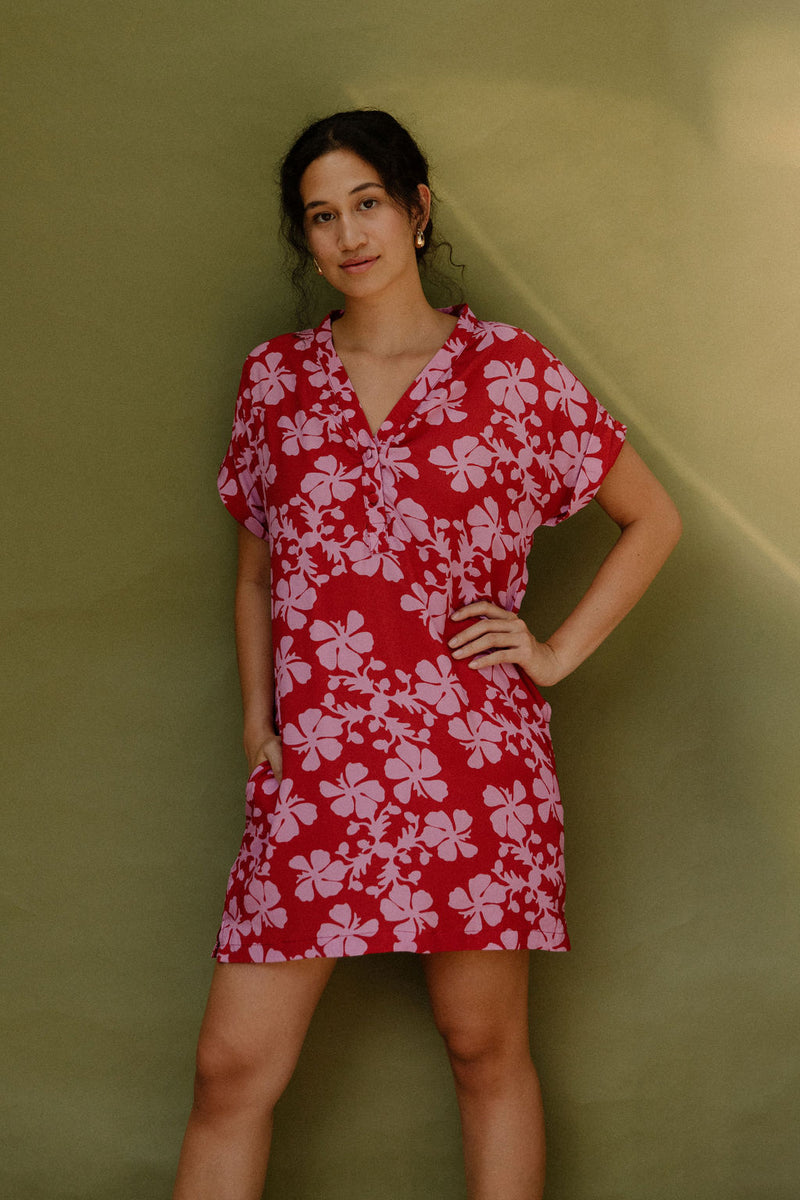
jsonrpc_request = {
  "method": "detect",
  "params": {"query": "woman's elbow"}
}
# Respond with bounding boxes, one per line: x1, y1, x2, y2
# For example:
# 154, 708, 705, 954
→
663, 496, 683, 549
648, 494, 683, 562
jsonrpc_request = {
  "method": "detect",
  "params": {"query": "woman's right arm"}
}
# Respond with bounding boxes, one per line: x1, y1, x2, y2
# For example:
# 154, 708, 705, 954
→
235, 525, 283, 781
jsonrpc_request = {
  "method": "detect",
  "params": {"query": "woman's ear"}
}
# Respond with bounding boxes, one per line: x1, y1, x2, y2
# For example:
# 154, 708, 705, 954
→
415, 183, 432, 228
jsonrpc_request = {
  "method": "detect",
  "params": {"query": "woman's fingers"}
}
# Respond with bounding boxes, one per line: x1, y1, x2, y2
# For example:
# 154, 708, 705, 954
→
462, 647, 519, 669
447, 601, 564, 682
451, 626, 524, 658
449, 616, 528, 654
448, 601, 565, 685
450, 600, 508, 622
457, 636, 530, 670
449, 612, 534, 672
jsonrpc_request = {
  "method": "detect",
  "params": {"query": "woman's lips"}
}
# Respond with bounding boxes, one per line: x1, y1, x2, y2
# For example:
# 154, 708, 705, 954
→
340, 256, 378, 274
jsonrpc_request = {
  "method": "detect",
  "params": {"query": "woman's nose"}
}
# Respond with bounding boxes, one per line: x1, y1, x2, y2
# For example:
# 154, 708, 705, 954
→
337, 214, 366, 251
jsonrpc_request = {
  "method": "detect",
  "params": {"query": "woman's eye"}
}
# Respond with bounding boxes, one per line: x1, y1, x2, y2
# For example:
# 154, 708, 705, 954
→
359, 197, 378, 210
312, 211, 334, 224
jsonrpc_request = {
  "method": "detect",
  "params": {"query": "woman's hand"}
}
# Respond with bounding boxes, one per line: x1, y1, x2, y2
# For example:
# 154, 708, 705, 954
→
244, 730, 283, 782
448, 601, 566, 688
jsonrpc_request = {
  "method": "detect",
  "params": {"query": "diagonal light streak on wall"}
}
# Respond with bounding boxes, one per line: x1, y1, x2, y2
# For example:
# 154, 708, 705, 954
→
437, 185, 800, 592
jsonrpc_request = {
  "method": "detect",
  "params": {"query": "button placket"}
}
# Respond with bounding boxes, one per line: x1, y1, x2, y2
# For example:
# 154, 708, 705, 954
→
363, 441, 385, 541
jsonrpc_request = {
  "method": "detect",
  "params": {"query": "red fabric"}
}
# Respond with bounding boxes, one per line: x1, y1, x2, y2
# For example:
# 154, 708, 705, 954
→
214, 305, 625, 961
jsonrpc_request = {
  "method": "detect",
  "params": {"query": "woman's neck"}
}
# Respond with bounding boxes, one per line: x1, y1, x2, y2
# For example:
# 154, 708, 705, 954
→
332, 273, 451, 357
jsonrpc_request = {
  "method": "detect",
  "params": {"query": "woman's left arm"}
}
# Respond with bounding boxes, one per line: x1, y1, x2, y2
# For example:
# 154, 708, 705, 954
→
449, 443, 683, 686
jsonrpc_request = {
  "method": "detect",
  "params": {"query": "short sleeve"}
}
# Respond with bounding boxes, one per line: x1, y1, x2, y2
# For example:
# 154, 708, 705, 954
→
538, 357, 626, 527
216, 355, 270, 539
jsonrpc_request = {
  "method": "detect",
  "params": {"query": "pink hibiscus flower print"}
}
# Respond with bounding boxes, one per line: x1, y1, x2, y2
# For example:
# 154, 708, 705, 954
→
302, 354, 333, 392
400, 581, 449, 636
300, 455, 360, 507
448, 874, 507, 935
484, 357, 538, 415
249, 352, 296, 406
532, 766, 561, 822
247, 946, 289, 963
379, 442, 419, 484
421, 809, 478, 861
272, 573, 317, 630
320, 762, 385, 819
413, 655, 468, 715
275, 635, 312, 694
412, 380, 469, 424
485, 929, 521, 951
380, 884, 438, 950
385, 744, 447, 803
277, 411, 325, 456
483, 781, 534, 841
391, 497, 432, 543
316, 904, 379, 956
552, 430, 604, 489
309, 610, 374, 670
282, 708, 344, 771
543, 362, 590, 426
216, 895, 250, 955
466, 497, 516, 559
448, 712, 504, 768
267, 789, 318, 843
428, 436, 493, 492
473, 322, 518, 353
525, 909, 565, 949
289, 850, 347, 901
354, 543, 405, 583
243, 878, 287, 933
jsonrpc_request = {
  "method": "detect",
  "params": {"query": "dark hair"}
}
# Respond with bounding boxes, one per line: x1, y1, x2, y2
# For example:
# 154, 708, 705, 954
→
279, 108, 461, 319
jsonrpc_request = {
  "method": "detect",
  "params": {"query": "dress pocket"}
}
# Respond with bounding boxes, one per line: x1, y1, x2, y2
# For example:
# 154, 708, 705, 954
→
246, 758, 274, 785
244, 759, 278, 822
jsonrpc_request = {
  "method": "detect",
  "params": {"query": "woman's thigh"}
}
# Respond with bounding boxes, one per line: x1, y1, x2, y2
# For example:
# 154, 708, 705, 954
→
195, 957, 336, 1090
422, 950, 531, 1057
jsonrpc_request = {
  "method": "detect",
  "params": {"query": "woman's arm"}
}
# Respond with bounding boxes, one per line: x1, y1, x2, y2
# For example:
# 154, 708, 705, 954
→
235, 525, 283, 779
448, 442, 682, 686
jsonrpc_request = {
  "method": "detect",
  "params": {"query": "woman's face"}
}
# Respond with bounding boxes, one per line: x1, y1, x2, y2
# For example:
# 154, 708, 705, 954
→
300, 149, 428, 298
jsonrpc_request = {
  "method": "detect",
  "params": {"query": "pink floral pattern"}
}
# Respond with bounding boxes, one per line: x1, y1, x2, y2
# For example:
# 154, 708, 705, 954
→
214, 305, 625, 961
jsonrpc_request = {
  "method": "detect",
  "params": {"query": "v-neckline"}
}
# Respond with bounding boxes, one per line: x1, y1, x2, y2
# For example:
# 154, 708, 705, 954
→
320, 304, 471, 440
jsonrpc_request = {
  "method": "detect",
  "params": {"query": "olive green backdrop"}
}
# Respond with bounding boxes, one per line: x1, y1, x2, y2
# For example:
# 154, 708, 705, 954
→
3, 2, 799, 1197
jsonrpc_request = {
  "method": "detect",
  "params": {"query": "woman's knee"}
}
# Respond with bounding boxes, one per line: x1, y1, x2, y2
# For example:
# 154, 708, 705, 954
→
437, 1018, 531, 1092
189, 958, 333, 1119
192, 1026, 294, 1118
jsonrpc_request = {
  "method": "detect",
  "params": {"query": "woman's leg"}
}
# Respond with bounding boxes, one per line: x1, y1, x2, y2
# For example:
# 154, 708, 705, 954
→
173, 956, 335, 1200
423, 949, 545, 1200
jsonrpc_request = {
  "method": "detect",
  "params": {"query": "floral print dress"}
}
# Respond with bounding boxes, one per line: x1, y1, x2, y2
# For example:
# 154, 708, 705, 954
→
214, 304, 625, 961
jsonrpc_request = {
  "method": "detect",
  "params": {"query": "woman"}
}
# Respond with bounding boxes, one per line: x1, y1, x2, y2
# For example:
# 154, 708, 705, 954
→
173, 109, 681, 1200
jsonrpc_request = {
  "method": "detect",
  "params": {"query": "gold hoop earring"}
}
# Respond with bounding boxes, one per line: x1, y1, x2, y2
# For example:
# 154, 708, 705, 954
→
414, 229, 425, 249
312, 257, 323, 275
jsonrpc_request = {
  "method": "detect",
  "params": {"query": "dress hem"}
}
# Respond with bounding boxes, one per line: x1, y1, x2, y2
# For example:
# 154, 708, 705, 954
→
213, 927, 571, 962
